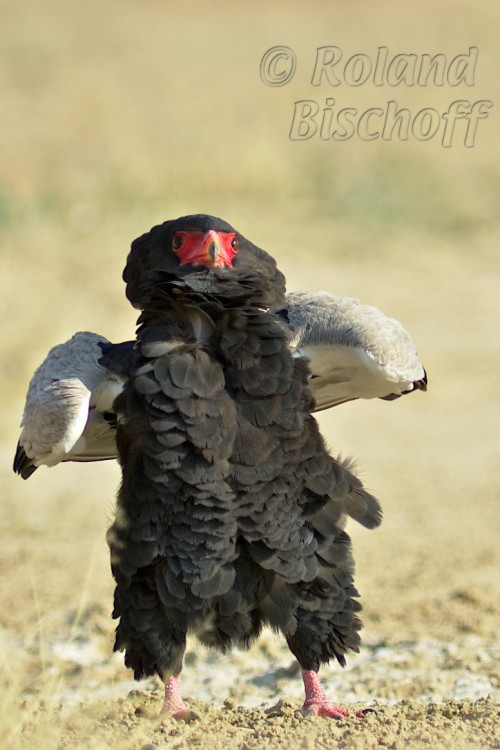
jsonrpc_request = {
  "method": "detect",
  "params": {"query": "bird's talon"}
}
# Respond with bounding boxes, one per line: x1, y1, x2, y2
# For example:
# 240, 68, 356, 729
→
300, 703, 349, 720
170, 709, 200, 723
357, 707, 377, 717
160, 704, 200, 723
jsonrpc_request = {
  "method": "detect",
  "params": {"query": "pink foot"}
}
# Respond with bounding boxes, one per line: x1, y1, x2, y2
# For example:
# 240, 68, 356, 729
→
301, 700, 349, 719
161, 674, 199, 722
300, 669, 363, 720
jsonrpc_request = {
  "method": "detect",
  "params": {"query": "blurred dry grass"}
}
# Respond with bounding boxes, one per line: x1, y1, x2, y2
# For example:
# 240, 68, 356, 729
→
1, 1, 499, 747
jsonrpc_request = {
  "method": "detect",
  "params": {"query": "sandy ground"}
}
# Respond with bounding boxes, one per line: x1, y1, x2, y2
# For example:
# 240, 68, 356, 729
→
1, 1, 499, 748
2, 240, 499, 749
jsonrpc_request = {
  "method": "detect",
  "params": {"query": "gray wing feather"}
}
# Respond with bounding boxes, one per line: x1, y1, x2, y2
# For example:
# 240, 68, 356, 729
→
13, 332, 127, 479
283, 291, 427, 412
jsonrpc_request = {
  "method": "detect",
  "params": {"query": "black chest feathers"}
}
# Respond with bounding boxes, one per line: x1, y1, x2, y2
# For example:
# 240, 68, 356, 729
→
107, 293, 376, 679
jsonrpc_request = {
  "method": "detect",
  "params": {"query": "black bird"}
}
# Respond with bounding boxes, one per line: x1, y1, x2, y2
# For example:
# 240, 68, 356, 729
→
106, 213, 384, 719
13, 214, 427, 719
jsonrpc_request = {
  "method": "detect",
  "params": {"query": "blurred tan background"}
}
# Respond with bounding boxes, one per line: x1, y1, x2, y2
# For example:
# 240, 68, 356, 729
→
0, 1, 498, 746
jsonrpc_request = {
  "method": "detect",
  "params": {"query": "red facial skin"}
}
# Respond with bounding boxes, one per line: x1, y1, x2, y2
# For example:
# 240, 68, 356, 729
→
172, 230, 238, 268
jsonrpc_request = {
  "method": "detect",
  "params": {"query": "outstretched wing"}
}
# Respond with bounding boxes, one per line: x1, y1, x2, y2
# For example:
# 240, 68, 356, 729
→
13, 332, 131, 479
282, 291, 427, 411
13, 292, 426, 478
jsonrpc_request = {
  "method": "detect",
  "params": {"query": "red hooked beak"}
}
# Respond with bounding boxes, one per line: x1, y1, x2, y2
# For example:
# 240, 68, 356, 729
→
172, 230, 238, 268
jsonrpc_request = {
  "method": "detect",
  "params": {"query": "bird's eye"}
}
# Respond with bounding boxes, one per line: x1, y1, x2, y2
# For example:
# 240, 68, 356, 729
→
231, 237, 239, 252
172, 233, 184, 251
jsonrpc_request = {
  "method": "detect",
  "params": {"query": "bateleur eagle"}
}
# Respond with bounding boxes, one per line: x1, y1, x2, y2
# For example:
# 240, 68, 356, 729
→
109, 213, 380, 720
13, 214, 427, 719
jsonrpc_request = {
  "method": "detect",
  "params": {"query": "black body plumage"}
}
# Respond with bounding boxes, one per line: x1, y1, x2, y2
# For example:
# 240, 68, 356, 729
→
107, 215, 382, 683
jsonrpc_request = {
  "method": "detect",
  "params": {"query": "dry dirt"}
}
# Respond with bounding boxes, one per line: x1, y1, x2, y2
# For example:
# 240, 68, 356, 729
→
2, 240, 499, 749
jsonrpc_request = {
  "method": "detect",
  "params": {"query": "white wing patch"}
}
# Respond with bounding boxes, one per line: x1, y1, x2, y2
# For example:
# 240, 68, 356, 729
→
14, 332, 124, 478
299, 344, 419, 410
285, 291, 426, 411
21, 378, 93, 466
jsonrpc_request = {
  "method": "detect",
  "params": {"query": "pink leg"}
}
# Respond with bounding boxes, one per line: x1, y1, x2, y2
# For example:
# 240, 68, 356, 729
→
161, 674, 198, 721
300, 669, 351, 719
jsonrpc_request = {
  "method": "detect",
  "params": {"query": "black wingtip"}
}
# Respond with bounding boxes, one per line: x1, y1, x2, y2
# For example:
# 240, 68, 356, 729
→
380, 367, 428, 402
416, 368, 428, 392
13, 443, 38, 480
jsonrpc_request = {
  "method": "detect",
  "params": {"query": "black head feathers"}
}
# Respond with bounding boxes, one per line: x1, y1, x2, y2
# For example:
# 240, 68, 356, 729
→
123, 214, 286, 310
